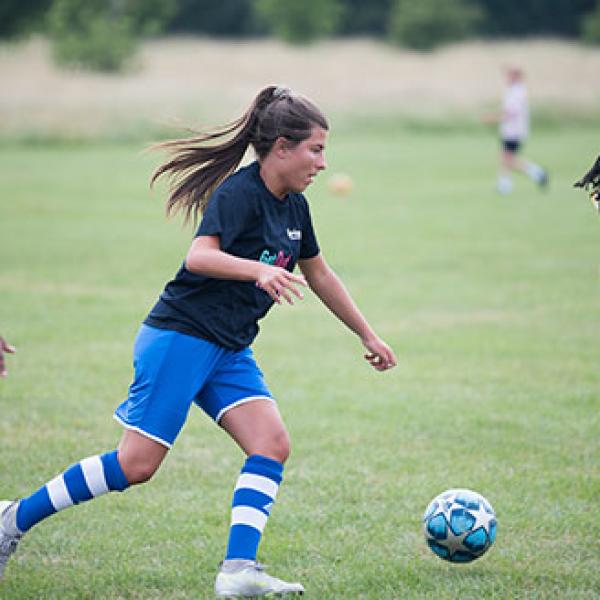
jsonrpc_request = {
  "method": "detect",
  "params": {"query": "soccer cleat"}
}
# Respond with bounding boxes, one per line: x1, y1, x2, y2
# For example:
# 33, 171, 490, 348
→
538, 170, 549, 190
215, 560, 304, 598
0, 500, 22, 579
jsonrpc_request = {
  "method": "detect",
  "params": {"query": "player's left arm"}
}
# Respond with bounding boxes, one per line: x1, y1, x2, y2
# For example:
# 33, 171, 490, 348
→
298, 254, 397, 371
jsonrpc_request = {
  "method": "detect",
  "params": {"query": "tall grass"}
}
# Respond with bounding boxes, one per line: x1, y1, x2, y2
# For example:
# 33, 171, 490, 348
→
3, 37, 600, 140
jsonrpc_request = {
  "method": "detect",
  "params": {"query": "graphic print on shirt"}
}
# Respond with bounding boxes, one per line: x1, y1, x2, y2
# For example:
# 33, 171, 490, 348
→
259, 249, 291, 269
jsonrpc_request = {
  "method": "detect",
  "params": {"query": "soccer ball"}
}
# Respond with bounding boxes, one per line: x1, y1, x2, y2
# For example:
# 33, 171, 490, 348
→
422, 488, 497, 563
327, 173, 353, 195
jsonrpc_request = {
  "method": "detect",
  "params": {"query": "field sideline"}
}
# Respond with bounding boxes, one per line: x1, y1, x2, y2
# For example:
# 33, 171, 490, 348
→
0, 124, 599, 598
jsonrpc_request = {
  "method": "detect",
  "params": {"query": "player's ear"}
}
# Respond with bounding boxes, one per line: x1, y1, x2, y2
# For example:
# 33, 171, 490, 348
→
272, 137, 290, 158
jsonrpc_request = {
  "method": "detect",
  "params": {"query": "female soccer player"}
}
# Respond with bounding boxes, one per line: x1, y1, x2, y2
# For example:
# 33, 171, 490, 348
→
0, 85, 396, 597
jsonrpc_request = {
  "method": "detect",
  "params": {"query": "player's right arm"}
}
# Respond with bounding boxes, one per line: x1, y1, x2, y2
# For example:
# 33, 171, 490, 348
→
185, 235, 306, 305
299, 253, 397, 371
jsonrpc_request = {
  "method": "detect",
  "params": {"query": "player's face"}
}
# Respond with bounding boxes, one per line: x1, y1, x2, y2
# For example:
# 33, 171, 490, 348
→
282, 126, 328, 193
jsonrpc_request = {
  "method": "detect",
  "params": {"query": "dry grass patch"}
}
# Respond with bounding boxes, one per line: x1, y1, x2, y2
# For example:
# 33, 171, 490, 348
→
2, 36, 600, 137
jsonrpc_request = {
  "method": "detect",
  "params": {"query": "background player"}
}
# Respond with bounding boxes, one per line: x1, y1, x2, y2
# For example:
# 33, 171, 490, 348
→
485, 67, 548, 195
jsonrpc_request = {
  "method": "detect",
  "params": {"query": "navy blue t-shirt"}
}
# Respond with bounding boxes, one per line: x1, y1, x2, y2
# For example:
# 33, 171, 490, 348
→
144, 161, 320, 350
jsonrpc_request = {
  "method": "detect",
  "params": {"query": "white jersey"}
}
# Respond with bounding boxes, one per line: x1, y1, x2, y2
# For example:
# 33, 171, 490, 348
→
500, 81, 529, 141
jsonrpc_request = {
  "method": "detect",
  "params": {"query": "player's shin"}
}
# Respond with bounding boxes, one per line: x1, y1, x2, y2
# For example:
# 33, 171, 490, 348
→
14, 450, 129, 533
224, 454, 283, 562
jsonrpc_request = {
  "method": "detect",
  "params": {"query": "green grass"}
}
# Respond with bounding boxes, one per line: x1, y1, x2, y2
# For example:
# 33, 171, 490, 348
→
1, 124, 599, 599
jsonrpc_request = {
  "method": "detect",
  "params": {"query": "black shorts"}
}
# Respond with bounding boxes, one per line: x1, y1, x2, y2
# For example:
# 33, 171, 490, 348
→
502, 139, 521, 154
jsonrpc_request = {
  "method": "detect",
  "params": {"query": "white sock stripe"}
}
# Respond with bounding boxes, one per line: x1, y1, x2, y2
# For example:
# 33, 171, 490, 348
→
234, 473, 279, 500
47, 475, 73, 511
231, 506, 268, 533
80, 455, 109, 497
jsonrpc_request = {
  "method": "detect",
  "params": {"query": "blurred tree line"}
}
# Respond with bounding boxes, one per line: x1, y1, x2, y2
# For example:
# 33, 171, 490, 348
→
2, 0, 600, 71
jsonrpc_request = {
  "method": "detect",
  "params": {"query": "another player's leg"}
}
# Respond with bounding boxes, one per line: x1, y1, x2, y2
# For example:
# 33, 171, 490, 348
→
518, 157, 548, 189
497, 147, 514, 195
0, 431, 167, 579
504, 139, 547, 189
215, 399, 304, 597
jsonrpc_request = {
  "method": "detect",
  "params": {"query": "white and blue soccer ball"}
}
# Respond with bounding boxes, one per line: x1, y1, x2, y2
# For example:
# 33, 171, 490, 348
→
423, 488, 497, 563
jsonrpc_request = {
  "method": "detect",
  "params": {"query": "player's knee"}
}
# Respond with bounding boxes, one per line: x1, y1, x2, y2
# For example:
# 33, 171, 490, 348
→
267, 429, 291, 464
118, 455, 161, 485
251, 428, 291, 464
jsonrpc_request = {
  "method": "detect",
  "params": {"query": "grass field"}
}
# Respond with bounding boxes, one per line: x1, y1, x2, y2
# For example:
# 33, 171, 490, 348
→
1, 123, 599, 599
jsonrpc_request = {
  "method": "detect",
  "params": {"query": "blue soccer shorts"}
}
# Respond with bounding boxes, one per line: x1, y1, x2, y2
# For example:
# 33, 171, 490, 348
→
113, 324, 273, 448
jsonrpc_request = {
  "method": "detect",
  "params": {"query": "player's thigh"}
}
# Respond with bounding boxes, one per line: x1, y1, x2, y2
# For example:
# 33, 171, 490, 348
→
196, 347, 290, 461
220, 399, 291, 463
501, 140, 521, 168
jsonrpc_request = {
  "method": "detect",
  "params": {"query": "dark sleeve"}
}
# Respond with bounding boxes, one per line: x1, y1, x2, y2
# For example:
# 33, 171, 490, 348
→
196, 188, 255, 250
300, 196, 320, 259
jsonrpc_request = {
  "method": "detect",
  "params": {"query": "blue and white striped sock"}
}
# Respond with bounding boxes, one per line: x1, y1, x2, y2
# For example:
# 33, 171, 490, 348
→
15, 450, 129, 533
225, 454, 283, 561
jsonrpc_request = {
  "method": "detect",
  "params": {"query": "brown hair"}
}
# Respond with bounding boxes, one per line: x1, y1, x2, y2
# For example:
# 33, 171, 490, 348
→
151, 85, 328, 224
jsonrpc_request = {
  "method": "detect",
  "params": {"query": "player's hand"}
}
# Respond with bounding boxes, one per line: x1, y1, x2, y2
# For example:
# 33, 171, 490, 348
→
0, 336, 16, 378
256, 266, 307, 305
362, 335, 397, 371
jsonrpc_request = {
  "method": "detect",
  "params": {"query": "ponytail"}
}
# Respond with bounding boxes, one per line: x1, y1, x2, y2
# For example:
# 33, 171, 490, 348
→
151, 85, 328, 225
